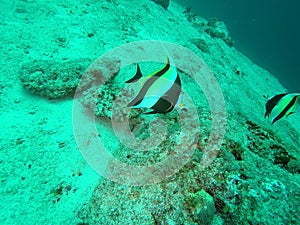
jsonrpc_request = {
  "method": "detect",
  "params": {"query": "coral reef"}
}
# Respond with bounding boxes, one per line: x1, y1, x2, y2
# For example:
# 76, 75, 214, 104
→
204, 18, 235, 47
245, 120, 299, 173
183, 6, 198, 22
184, 189, 216, 224
77, 179, 218, 225
5, 0, 300, 224
19, 59, 90, 99
75, 58, 129, 120
73, 56, 300, 224
190, 38, 210, 53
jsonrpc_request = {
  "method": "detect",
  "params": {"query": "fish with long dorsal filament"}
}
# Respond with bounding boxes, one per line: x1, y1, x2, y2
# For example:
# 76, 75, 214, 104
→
126, 55, 184, 114
265, 93, 300, 124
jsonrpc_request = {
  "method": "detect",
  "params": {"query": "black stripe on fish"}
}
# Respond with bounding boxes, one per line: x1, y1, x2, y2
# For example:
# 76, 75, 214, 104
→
125, 64, 143, 83
145, 73, 182, 114
127, 60, 171, 107
265, 93, 287, 118
144, 99, 173, 114
272, 95, 299, 124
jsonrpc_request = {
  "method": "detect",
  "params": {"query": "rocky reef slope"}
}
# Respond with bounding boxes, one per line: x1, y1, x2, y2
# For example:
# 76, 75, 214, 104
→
1, 0, 299, 224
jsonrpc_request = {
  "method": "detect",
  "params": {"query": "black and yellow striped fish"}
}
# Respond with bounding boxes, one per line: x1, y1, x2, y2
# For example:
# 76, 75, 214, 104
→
126, 56, 183, 114
265, 93, 300, 124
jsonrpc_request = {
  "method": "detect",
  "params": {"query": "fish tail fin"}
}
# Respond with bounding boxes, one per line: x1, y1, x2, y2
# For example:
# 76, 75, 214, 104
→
264, 112, 269, 118
125, 64, 143, 83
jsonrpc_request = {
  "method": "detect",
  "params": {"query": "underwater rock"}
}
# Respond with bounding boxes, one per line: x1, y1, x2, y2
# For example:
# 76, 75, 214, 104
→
77, 179, 217, 225
79, 82, 132, 119
190, 38, 210, 53
183, 6, 198, 22
6, 0, 300, 224
202, 18, 235, 47
151, 0, 169, 9
75, 58, 128, 119
19, 59, 90, 99
245, 120, 299, 173
184, 189, 216, 225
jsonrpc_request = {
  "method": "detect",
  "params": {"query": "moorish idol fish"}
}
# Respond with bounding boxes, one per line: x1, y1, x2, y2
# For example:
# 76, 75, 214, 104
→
126, 56, 183, 114
265, 93, 300, 124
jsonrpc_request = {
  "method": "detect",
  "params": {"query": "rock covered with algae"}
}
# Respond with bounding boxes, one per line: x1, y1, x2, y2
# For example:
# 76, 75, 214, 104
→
73, 2, 300, 225
5, 0, 300, 224
19, 59, 90, 99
